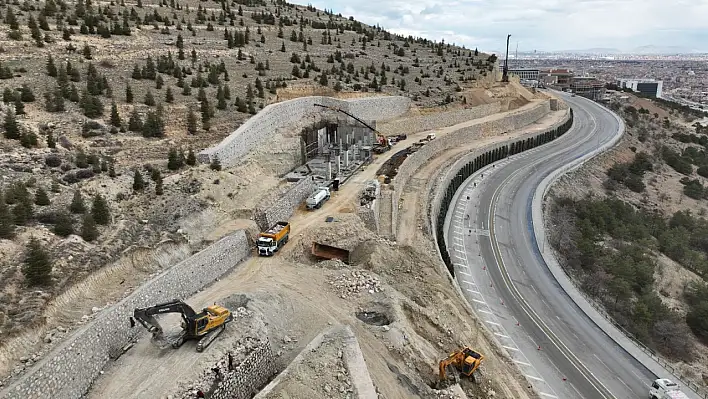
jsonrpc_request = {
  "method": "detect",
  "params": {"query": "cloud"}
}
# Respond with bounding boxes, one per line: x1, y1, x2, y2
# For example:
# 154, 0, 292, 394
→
292, 0, 708, 52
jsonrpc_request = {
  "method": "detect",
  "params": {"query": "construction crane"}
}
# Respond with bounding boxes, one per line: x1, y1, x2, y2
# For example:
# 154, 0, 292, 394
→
313, 103, 392, 153
438, 347, 485, 384
133, 299, 233, 352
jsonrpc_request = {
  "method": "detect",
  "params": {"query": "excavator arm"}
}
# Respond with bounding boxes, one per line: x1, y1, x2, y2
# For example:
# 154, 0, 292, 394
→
133, 299, 197, 335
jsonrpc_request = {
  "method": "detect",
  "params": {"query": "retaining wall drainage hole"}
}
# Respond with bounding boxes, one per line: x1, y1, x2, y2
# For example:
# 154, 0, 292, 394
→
356, 311, 391, 326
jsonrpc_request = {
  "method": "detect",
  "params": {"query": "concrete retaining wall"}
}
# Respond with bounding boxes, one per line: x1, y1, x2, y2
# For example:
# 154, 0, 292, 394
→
391, 100, 551, 236
253, 177, 319, 231
211, 342, 278, 399
1, 231, 252, 399
199, 96, 411, 167
378, 102, 502, 136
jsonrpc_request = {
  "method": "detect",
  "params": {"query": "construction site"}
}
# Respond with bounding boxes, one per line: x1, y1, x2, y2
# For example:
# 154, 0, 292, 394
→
0, 80, 568, 399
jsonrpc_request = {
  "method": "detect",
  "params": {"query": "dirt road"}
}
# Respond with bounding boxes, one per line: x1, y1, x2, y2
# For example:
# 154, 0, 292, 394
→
87, 100, 553, 399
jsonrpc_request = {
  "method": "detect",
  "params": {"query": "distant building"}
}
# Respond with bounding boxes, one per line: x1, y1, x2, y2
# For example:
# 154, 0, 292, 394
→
497, 66, 540, 81
539, 68, 574, 89
570, 77, 605, 101
617, 78, 663, 98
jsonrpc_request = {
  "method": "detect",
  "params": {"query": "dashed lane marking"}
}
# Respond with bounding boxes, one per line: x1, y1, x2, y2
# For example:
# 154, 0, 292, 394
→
503, 345, 520, 352
525, 374, 545, 382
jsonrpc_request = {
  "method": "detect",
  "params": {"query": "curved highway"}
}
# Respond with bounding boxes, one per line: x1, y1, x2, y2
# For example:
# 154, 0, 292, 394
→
444, 95, 660, 399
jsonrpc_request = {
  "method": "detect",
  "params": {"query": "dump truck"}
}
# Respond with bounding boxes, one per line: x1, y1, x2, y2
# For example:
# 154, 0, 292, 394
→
311, 242, 350, 264
650, 379, 689, 399
306, 186, 330, 210
257, 221, 290, 256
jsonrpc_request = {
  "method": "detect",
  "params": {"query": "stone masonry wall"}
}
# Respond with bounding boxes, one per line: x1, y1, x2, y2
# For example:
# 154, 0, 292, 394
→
356, 198, 379, 234
0, 230, 252, 399
378, 102, 502, 136
199, 96, 411, 167
210, 342, 278, 399
253, 177, 319, 231
390, 100, 551, 237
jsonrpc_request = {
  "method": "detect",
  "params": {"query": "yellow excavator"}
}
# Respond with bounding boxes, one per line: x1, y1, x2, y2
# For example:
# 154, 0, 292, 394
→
438, 347, 485, 384
133, 299, 233, 352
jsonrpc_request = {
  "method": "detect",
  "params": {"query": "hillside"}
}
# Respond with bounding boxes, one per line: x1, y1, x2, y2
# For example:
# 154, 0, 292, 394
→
0, 0, 498, 340
546, 93, 708, 390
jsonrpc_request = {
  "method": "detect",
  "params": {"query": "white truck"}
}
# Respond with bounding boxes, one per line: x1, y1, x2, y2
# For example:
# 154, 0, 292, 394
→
650, 379, 689, 399
306, 186, 330, 210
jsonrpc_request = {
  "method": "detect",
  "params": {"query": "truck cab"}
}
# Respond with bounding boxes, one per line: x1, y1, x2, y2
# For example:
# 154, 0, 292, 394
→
257, 236, 277, 256
650, 378, 689, 399
257, 221, 290, 256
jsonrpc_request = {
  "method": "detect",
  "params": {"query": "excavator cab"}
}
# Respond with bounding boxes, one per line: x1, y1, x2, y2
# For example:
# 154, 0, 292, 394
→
438, 347, 485, 386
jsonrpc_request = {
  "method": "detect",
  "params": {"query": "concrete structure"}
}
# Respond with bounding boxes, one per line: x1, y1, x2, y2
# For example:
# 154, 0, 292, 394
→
199, 96, 411, 168
571, 76, 606, 100
617, 78, 663, 97
539, 68, 574, 89
496, 66, 540, 81
0, 230, 252, 399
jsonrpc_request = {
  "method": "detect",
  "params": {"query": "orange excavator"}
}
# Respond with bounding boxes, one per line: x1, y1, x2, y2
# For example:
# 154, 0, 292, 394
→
438, 347, 485, 384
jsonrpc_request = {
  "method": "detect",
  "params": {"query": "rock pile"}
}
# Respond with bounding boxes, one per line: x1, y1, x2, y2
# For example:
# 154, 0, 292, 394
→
328, 270, 382, 299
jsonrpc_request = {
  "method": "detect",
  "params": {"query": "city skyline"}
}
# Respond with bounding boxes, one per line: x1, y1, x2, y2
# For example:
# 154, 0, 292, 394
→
293, 0, 708, 54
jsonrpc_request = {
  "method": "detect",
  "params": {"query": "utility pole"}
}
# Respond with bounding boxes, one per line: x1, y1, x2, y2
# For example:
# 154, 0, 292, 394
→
502, 34, 511, 83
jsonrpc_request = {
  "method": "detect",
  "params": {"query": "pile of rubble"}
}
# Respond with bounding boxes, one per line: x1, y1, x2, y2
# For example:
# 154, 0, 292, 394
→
328, 270, 382, 299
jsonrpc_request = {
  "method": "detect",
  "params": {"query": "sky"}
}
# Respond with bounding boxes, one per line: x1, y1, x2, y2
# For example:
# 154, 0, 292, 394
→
291, 0, 708, 53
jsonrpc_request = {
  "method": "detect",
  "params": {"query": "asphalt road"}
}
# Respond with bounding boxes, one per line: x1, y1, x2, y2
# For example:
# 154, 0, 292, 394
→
444, 95, 657, 399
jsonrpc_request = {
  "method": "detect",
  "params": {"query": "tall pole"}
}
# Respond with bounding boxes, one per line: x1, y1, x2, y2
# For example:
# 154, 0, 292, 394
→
502, 34, 511, 83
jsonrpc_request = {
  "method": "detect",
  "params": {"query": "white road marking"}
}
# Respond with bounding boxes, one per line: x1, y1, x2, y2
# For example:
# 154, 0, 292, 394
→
486, 320, 500, 326
503, 345, 519, 352
617, 377, 631, 391
457, 270, 472, 276
525, 374, 545, 382
494, 332, 510, 339
513, 359, 531, 367
593, 354, 612, 373
539, 392, 559, 398
477, 308, 493, 315
471, 299, 486, 304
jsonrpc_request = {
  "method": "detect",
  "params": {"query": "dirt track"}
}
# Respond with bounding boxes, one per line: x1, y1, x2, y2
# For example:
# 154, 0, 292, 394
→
87, 99, 558, 399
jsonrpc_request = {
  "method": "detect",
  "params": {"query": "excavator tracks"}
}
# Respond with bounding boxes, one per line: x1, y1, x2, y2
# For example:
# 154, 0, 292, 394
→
196, 324, 226, 352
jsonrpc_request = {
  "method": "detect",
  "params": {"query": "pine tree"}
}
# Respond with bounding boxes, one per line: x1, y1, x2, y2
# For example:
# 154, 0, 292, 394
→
133, 169, 145, 191
110, 102, 122, 127
35, 187, 50, 206
165, 87, 174, 103
80, 214, 98, 242
82, 43, 92, 59
108, 163, 116, 178
217, 85, 226, 110
155, 177, 164, 196
128, 108, 143, 132
3, 109, 20, 140
53, 212, 74, 237
167, 148, 182, 170
47, 54, 57, 77
14, 96, 25, 115
210, 156, 222, 171
144, 90, 155, 106
69, 190, 85, 214
91, 194, 110, 225
0, 199, 15, 239
12, 184, 33, 225
187, 107, 198, 135
186, 148, 197, 166
125, 84, 134, 103
23, 238, 52, 286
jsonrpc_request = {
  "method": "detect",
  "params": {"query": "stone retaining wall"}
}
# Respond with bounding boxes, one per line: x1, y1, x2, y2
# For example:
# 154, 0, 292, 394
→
210, 342, 278, 399
378, 102, 502, 136
1, 231, 252, 399
356, 198, 379, 234
199, 96, 411, 167
391, 100, 551, 236
253, 177, 319, 231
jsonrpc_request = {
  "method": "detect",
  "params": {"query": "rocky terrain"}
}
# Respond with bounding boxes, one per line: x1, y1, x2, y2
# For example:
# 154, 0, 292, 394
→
0, 0, 497, 364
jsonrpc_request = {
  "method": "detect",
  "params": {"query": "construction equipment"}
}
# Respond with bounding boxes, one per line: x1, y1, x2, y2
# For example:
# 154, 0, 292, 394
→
438, 347, 484, 384
650, 379, 689, 399
133, 299, 233, 352
257, 221, 290, 256
306, 186, 331, 210
313, 103, 392, 154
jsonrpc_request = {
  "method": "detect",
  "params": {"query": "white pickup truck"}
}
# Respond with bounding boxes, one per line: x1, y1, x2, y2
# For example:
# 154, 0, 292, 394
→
650, 378, 689, 399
